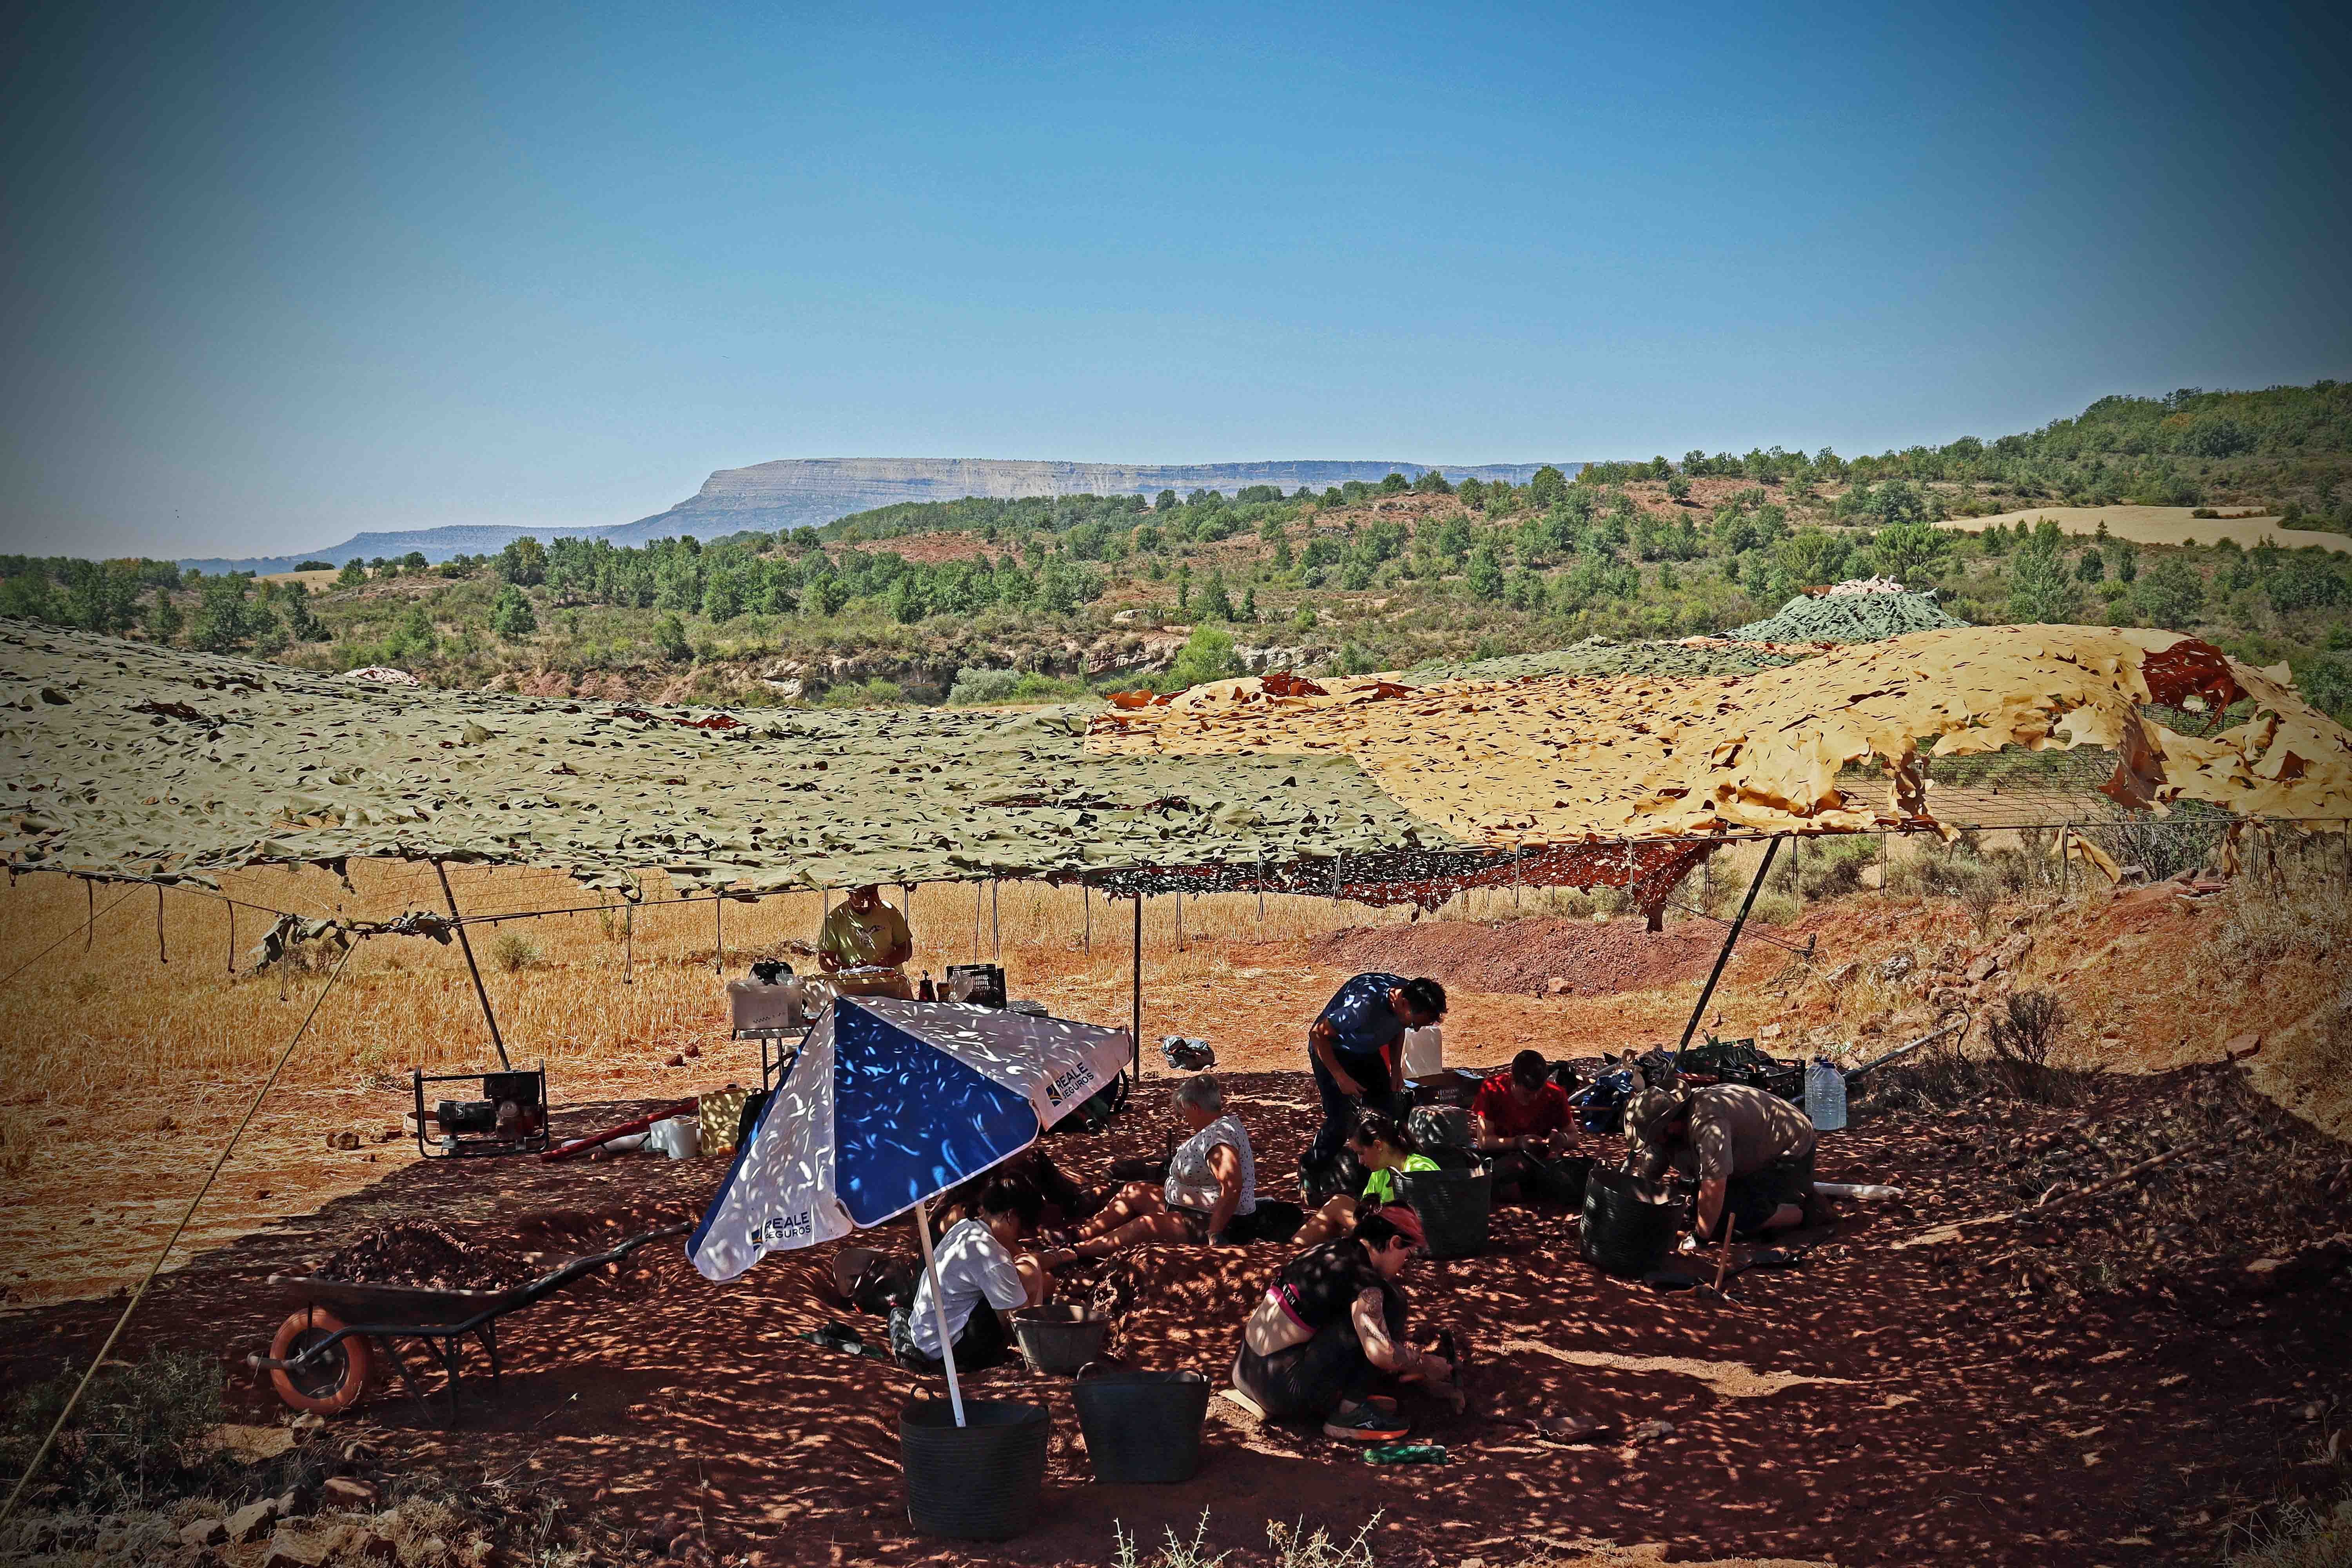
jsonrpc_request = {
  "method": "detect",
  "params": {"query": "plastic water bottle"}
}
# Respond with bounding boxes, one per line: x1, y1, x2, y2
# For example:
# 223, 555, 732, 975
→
1805, 1059, 1847, 1131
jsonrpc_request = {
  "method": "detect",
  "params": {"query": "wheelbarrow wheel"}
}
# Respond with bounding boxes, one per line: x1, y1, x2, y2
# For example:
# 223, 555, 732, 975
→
268, 1308, 372, 1415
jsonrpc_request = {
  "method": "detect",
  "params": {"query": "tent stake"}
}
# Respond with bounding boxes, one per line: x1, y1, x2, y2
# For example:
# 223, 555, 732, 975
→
434, 861, 512, 1071
1675, 835, 1783, 1065
1131, 894, 1143, 1080
913, 1199, 966, 1426
156, 886, 167, 964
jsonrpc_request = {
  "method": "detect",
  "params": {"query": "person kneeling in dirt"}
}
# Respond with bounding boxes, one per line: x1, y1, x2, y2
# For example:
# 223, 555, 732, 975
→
1291, 1112, 1437, 1248
1033, 1076, 1261, 1263
889, 1178, 1051, 1375
1233, 1210, 1461, 1443
1624, 1084, 1817, 1244
1474, 1049, 1578, 1205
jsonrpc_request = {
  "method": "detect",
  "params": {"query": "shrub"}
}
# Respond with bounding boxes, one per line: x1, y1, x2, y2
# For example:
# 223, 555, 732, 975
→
0, 1347, 227, 1508
1987, 991, 2069, 1102
490, 933, 541, 973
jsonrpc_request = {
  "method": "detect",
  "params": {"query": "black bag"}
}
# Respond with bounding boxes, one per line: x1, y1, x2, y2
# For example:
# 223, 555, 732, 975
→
1236, 1200, 1305, 1244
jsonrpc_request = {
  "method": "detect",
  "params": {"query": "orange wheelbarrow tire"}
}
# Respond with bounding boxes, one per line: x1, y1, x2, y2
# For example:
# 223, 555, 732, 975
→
268, 1307, 372, 1416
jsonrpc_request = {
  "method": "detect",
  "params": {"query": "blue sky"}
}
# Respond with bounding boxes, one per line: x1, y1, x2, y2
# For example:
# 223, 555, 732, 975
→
2, 0, 2347, 557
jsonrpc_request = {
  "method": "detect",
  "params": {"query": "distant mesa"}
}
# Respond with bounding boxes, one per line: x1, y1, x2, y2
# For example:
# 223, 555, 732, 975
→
174, 456, 1581, 573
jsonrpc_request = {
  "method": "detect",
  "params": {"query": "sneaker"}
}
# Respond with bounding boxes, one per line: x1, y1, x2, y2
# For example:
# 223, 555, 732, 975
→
1323, 1402, 1410, 1443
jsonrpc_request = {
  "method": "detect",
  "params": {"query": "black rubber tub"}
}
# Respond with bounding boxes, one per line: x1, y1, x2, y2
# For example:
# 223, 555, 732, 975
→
898, 1398, 1051, 1539
1396, 1166, 1492, 1259
1582, 1167, 1677, 1278
1011, 1304, 1111, 1376
1073, 1369, 1211, 1483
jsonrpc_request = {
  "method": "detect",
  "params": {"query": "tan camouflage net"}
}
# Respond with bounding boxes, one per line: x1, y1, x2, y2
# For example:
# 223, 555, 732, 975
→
1087, 626, 2352, 843
4, 623, 2344, 907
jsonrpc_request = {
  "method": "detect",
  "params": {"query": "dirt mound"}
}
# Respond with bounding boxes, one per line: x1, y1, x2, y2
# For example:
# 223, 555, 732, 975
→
1309, 916, 1733, 998
1924, 1063, 2352, 1308
319, 1221, 530, 1292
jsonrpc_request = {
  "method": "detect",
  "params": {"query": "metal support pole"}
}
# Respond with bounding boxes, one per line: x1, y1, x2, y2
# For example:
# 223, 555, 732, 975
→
156, 886, 167, 964
85, 879, 94, 951
913, 1200, 966, 1427
1175, 891, 1182, 951
227, 901, 235, 974
434, 860, 512, 1071
973, 882, 981, 958
623, 893, 634, 985
712, 894, 724, 975
1082, 883, 1091, 955
991, 882, 1000, 960
1131, 894, 1143, 1080
1675, 835, 1783, 1063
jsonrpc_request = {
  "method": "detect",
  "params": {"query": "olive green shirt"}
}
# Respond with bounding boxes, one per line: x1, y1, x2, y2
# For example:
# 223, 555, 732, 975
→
1632, 1084, 1816, 1183
819, 900, 912, 970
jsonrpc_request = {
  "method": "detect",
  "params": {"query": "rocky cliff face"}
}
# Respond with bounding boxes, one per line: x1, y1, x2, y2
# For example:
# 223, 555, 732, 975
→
613, 457, 1576, 541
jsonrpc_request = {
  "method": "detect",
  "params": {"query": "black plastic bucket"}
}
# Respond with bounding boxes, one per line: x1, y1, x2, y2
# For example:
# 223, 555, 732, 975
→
1073, 1369, 1211, 1484
1011, 1305, 1111, 1376
898, 1399, 1051, 1539
1396, 1166, 1492, 1259
1582, 1168, 1677, 1279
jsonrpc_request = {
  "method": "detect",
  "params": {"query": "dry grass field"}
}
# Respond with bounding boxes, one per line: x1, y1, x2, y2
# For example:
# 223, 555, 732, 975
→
1935, 504, 2352, 553
2, 839, 2345, 1314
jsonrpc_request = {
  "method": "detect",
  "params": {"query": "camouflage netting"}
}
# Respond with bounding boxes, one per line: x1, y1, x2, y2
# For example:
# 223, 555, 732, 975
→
1405, 638, 1810, 683
1728, 587, 1967, 644
4, 622, 2346, 910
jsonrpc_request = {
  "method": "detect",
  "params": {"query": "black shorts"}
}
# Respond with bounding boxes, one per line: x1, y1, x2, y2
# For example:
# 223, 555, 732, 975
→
1726, 1148, 1816, 1235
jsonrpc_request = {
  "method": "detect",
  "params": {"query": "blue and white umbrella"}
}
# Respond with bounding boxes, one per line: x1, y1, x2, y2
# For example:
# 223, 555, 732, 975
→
690, 997, 1131, 1420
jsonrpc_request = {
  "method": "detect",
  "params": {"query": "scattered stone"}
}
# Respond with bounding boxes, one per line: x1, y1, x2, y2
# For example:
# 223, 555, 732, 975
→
225, 1498, 280, 1544
1757, 1024, 1783, 1042
340, 1439, 380, 1466
1965, 955, 2001, 983
1630, 1418, 1675, 1442
326, 1130, 362, 1151
664, 1053, 686, 1068
290, 1412, 326, 1434
1878, 952, 1915, 982
1544, 976, 1572, 997
181, 1517, 229, 1549
1823, 962, 1859, 987
377, 1125, 403, 1142
323, 1477, 379, 1508
262, 1528, 330, 1568
274, 1485, 312, 1519
682, 1044, 701, 1059
351, 1532, 398, 1564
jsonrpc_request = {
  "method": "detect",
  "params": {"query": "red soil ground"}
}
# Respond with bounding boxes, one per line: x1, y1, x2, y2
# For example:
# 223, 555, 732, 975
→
3, 1065, 2344, 1567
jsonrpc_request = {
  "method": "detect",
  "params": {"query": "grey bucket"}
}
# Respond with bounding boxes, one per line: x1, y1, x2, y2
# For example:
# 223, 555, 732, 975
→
898, 1398, 1050, 1539
1011, 1304, 1111, 1376
1073, 1368, 1211, 1484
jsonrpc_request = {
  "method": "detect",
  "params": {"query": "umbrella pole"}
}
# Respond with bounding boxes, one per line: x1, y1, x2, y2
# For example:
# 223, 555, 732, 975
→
913, 1199, 967, 1426
1131, 894, 1143, 1080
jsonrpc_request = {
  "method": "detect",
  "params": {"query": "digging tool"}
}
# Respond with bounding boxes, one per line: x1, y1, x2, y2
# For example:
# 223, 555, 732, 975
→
1840, 1008, 1971, 1085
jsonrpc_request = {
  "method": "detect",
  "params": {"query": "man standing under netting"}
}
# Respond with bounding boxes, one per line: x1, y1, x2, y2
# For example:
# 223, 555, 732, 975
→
1305, 973, 1447, 1172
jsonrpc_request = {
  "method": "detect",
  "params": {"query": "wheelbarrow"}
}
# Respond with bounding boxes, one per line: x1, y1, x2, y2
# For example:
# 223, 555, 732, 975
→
249, 1221, 689, 1423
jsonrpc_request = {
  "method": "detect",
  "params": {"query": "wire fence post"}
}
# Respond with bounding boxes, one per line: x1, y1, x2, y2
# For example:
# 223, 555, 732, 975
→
227, 900, 235, 974
84, 878, 93, 951
712, 893, 724, 975
1083, 882, 1091, 956
155, 885, 167, 964
991, 881, 1001, 960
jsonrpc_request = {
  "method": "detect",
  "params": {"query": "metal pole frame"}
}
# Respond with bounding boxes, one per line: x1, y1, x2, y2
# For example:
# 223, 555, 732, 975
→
434, 860, 512, 1071
1675, 834, 1784, 1064
1130, 893, 1143, 1081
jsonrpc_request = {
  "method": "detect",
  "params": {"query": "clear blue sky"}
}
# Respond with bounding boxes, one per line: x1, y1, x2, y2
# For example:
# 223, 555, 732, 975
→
3, 0, 2347, 558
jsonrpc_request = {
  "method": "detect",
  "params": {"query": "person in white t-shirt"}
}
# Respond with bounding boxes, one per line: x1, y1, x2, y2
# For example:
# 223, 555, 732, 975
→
1030, 1076, 1260, 1265
888, 1179, 1049, 1374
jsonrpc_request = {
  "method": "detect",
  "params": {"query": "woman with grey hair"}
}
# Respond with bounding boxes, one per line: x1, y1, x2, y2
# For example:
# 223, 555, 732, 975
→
1031, 1075, 1261, 1262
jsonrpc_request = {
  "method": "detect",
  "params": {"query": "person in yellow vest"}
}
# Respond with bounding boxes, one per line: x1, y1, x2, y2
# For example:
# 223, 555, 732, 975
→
818, 885, 915, 999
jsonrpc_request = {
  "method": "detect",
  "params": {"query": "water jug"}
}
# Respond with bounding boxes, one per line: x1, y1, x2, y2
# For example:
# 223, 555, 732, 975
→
1804, 1059, 1847, 1131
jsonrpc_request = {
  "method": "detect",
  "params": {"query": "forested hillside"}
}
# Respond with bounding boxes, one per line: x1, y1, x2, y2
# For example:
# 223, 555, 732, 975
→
6, 383, 2349, 717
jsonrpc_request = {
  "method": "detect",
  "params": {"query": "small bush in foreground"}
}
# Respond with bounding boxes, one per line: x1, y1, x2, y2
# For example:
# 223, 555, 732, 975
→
490, 933, 541, 973
0, 1348, 225, 1510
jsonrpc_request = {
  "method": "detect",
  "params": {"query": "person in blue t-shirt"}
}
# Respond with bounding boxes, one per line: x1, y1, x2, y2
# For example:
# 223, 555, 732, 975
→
1305, 972, 1447, 1166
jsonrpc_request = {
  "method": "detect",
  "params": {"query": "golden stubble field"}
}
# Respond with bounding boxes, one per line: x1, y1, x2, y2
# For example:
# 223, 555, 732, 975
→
1, 844, 2341, 1312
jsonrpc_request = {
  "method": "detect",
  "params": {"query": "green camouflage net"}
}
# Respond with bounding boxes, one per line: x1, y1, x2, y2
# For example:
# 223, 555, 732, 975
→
1728, 590, 1967, 644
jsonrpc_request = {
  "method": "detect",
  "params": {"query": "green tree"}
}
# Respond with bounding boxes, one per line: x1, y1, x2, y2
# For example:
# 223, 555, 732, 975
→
147, 590, 183, 639
2131, 556, 2206, 626
496, 537, 548, 586
1379, 471, 1411, 494
1664, 475, 1691, 503
887, 574, 926, 623
2007, 533, 2082, 623
2074, 550, 2105, 583
1777, 526, 1848, 587
187, 577, 254, 652
1164, 625, 1241, 688
653, 612, 690, 661
335, 559, 366, 588
1411, 468, 1452, 495
1871, 522, 1948, 585
1465, 541, 1504, 601
489, 585, 536, 639
281, 586, 323, 641
2107, 538, 2139, 583
1528, 465, 1568, 509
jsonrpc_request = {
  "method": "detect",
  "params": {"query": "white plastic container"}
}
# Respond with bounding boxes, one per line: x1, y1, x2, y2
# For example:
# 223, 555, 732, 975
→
1804, 1060, 1848, 1132
1400, 1024, 1444, 1081
646, 1116, 702, 1160
727, 974, 805, 1035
